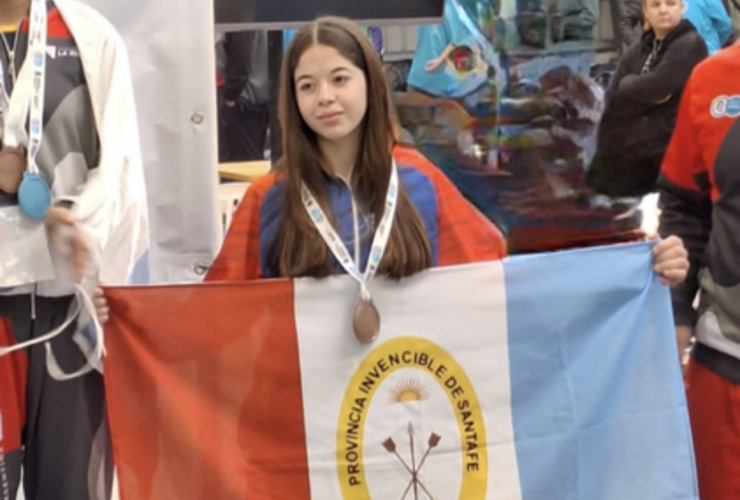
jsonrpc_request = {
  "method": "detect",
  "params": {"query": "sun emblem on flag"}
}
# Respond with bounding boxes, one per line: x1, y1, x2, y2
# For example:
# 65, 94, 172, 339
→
389, 379, 429, 404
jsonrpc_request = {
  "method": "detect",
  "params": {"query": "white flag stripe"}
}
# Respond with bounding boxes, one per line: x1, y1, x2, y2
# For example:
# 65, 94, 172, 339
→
295, 262, 522, 500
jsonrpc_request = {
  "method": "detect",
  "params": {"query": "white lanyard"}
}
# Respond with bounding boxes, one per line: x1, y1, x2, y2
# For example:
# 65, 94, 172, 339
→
0, 53, 9, 132
301, 161, 399, 301
0, 0, 47, 166
26, 0, 47, 175
0, 285, 105, 381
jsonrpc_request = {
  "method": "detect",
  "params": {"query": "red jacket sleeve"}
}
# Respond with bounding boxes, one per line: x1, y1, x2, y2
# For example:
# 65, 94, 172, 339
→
660, 76, 707, 193
393, 145, 508, 265
657, 75, 712, 326
205, 174, 277, 282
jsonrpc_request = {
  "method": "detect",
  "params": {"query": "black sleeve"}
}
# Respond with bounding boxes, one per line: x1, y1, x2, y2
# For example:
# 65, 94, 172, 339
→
657, 173, 712, 326
607, 44, 637, 96
614, 34, 708, 104
222, 31, 251, 102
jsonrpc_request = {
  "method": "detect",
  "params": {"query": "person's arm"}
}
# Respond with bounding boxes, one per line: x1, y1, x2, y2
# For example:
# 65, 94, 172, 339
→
615, 34, 708, 104
619, 17, 640, 47
657, 76, 712, 352
607, 47, 634, 96
426, 44, 455, 72
0, 148, 25, 193
53, 22, 148, 286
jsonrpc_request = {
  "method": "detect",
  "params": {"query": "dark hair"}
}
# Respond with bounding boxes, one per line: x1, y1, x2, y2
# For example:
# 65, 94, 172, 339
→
269, 16, 432, 279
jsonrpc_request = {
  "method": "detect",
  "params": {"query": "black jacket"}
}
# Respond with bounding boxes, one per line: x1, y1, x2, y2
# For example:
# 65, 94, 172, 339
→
587, 20, 707, 197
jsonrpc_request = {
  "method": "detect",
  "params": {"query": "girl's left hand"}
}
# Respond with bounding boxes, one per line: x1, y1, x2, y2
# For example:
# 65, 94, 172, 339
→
652, 236, 689, 287
46, 207, 91, 283
93, 287, 110, 325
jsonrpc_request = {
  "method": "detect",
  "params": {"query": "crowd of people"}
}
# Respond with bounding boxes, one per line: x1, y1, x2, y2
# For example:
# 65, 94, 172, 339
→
0, 0, 739, 498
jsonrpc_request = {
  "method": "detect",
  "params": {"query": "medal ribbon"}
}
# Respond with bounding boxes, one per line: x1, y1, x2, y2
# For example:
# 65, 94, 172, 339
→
301, 161, 399, 300
26, 0, 47, 175
0, 0, 48, 168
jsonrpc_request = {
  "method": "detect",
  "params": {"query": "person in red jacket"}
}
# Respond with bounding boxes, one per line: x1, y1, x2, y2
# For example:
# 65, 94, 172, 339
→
658, 43, 740, 500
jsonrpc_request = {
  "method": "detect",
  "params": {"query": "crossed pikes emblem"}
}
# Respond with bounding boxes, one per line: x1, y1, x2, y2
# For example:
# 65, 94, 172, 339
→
382, 422, 441, 500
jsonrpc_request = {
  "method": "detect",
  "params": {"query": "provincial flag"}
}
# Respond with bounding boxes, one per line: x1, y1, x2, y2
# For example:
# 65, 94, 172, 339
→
104, 242, 697, 500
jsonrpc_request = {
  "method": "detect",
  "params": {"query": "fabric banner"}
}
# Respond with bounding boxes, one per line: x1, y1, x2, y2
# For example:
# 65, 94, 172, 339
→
104, 242, 698, 500
399, 0, 639, 254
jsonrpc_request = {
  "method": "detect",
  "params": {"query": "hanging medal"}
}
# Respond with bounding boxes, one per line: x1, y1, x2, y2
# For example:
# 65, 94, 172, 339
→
301, 161, 399, 344
17, 0, 50, 220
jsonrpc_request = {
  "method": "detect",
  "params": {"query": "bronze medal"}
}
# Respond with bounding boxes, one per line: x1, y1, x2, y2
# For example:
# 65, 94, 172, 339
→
352, 298, 380, 344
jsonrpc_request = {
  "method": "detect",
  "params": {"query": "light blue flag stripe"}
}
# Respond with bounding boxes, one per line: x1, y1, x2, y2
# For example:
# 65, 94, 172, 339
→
504, 242, 698, 500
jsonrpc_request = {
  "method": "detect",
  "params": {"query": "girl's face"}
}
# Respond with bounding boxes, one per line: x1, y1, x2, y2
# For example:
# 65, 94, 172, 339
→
294, 44, 368, 145
644, 0, 683, 36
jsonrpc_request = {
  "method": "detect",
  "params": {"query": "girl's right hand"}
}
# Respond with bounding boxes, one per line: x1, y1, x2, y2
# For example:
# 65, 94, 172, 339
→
93, 287, 110, 325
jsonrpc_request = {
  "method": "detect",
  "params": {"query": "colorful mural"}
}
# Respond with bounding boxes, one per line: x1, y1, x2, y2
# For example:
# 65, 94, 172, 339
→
397, 0, 641, 253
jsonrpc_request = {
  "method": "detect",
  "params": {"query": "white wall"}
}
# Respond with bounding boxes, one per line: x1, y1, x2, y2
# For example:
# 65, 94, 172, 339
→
80, 0, 221, 284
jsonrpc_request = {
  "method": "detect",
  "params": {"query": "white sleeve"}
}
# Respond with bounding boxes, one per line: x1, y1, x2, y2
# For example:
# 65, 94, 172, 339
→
57, 22, 148, 285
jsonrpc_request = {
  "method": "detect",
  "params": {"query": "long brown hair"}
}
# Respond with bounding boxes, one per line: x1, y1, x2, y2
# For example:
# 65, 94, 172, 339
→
270, 16, 432, 279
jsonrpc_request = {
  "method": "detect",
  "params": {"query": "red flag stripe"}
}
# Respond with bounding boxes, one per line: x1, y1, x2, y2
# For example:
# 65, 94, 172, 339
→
104, 280, 311, 500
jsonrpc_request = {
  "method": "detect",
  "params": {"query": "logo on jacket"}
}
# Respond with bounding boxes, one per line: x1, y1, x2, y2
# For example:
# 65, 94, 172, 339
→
710, 95, 740, 118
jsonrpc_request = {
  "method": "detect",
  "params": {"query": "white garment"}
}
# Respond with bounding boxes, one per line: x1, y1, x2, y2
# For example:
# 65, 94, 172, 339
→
82, 0, 220, 284
639, 193, 660, 239
2, 0, 148, 297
